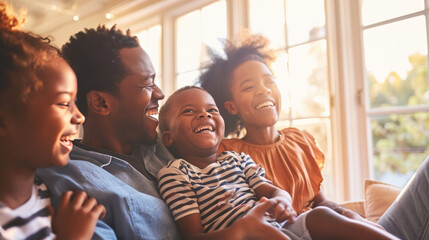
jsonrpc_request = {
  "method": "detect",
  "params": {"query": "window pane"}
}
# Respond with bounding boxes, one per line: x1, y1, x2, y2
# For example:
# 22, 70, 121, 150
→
361, 0, 424, 26
285, 0, 326, 45
201, 1, 227, 64
364, 16, 429, 108
292, 118, 333, 199
288, 40, 330, 118
137, 25, 162, 86
248, 0, 286, 49
175, 0, 227, 88
176, 10, 202, 73
371, 112, 429, 187
271, 51, 291, 119
176, 70, 200, 89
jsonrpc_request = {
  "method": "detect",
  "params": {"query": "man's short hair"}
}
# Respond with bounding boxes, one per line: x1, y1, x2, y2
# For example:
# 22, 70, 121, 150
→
61, 25, 139, 116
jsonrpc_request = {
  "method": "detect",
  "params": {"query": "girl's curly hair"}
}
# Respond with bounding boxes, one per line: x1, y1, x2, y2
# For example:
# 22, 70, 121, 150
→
0, 1, 59, 111
198, 33, 276, 137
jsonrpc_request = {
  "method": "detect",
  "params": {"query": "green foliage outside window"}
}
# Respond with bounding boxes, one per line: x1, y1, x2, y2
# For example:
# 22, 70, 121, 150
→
370, 54, 429, 183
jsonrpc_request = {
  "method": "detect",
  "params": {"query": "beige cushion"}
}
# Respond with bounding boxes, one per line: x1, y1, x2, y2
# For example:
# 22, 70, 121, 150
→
364, 179, 401, 223
341, 200, 365, 217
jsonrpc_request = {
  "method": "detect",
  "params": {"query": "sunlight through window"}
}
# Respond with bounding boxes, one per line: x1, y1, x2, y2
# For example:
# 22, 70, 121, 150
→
175, 1, 227, 89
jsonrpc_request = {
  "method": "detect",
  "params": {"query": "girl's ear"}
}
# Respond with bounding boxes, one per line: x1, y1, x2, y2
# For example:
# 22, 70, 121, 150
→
161, 131, 174, 147
87, 91, 112, 116
224, 101, 238, 115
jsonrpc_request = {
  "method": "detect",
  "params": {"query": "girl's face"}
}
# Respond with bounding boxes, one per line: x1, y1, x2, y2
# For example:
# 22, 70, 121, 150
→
5, 58, 84, 169
225, 60, 281, 129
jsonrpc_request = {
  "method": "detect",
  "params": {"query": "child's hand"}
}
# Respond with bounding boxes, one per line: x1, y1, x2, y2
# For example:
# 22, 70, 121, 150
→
260, 196, 297, 223
52, 191, 106, 240
238, 198, 292, 240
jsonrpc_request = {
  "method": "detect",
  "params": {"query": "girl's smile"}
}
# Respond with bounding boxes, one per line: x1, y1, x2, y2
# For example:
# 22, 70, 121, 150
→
225, 60, 281, 130
5, 58, 84, 169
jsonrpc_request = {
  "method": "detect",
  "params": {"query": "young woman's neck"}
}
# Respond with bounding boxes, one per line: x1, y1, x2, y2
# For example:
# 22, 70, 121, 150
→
242, 125, 281, 145
0, 161, 34, 209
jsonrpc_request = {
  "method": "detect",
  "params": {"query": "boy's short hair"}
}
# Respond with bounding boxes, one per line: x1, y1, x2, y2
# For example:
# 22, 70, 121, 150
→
158, 85, 208, 133
61, 25, 140, 116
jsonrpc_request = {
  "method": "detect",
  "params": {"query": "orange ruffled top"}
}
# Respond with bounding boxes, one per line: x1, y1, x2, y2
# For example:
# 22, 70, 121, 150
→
218, 127, 325, 213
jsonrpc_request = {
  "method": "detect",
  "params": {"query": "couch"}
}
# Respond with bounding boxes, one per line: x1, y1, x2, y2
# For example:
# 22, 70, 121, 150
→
341, 179, 402, 223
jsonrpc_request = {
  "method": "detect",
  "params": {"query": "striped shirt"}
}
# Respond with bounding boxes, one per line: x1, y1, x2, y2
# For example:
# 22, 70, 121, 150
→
157, 151, 270, 232
0, 178, 55, 240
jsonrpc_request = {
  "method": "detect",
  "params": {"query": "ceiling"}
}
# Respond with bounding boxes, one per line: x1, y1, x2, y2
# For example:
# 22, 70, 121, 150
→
10, 0, 132, 33
9, 0, 187, 46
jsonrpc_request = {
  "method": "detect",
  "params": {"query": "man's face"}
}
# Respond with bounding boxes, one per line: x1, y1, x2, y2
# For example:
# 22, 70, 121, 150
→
112, 47, 164, 146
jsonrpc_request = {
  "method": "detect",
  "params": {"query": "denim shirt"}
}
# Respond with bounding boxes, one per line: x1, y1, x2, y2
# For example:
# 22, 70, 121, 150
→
36, 140, 180, 240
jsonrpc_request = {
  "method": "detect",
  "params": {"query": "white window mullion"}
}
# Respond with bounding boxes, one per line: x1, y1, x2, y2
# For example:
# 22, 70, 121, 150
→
328, 0, 369, 201
227, 0, 248, 39
161, 13, 175, 98
325, 0, 346, 202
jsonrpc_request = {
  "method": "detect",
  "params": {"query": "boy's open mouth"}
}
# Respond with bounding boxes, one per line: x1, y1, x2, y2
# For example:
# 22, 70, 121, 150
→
194, 124, 214, 133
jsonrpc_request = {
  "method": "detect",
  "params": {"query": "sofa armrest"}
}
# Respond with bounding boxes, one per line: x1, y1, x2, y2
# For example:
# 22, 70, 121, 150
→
341, 200, 365, 218
340, 179, 401, 223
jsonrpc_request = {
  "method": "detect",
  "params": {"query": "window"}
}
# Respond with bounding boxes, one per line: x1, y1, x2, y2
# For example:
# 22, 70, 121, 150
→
116, 0, 429, 201
361, 0, 429, 187
175, 0, 227, 89
136, 25, 163, 87
248, 0, 334, 199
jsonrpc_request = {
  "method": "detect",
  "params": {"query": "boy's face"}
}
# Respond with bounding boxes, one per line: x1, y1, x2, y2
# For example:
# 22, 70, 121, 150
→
225, 60, 281, 129
162, 88, 225, 159
4, 58, 84, 168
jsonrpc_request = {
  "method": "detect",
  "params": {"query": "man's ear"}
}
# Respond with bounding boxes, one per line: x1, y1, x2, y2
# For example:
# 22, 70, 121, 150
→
161, 131, 174, 147
224, 101, 238, 115
87, 91, 112, 116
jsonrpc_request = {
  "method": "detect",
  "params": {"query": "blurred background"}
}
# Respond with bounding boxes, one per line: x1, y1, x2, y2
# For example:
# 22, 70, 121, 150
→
11, 0, 429, 202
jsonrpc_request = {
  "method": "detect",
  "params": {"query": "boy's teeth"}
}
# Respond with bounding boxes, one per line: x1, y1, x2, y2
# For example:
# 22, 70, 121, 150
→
256, 101, 274, 109
195, 125, 213, 133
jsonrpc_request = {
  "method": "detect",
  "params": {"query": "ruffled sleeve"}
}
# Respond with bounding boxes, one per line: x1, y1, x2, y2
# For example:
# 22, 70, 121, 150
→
218, 127, 325, 213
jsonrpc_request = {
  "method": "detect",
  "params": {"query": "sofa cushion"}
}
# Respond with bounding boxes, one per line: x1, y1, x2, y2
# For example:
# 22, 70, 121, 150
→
341, 200, 365, 217
364, 179, 401, 223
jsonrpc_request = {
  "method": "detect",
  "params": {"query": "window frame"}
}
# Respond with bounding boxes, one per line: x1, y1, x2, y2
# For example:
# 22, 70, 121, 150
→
325, 0, 369, 200
113, 0, 429, 202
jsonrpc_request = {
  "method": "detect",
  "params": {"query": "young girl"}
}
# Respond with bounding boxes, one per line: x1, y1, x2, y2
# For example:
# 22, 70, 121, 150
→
157, 86, 398, 240
199, 33, 345, 215
0, 2, 105, 239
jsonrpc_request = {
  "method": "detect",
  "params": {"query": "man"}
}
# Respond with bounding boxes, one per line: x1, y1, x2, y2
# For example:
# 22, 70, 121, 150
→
37, 25, 292, 240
